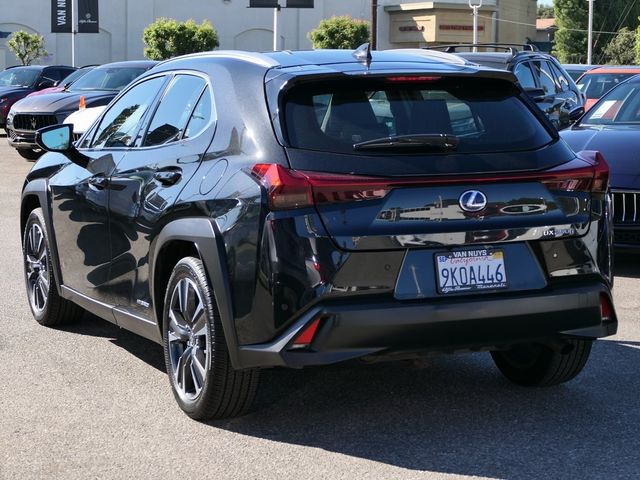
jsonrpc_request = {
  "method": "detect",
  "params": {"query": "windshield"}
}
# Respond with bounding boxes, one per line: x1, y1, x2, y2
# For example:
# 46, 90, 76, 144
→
580, 81, 640, 126
284, 77, 553, 155
577, 72, 638, 99
61, 67, 94, 86
0, 68, 39, 88
68, 67, 147, 92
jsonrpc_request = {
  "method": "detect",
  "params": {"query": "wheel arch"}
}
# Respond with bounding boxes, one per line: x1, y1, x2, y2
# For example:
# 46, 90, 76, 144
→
150, 218, 241, 368
21, 179, 64, 296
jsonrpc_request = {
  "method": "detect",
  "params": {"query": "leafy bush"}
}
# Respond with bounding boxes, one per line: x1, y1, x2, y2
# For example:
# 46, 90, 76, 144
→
143, 18, 219, 61
7, 31, 47, 66
308, 16, 370, 50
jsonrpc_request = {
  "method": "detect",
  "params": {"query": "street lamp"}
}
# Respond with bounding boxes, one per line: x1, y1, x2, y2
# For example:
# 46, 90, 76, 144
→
469, 0, 482, 53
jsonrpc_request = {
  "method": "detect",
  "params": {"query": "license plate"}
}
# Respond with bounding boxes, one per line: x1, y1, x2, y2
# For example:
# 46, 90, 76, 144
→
435, 249, 507, 294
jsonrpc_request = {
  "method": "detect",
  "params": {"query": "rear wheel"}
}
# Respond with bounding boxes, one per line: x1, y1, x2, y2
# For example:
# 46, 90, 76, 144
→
163, 257, 259, 420
491, 339, 592, 387
23, 208, 83, 326
17, 149, 43, 161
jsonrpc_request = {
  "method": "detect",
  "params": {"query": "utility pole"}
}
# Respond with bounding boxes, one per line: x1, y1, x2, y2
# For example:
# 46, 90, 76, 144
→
469, 0, 482, 53
273, 3, 281, 51
371, 0, 378, 50
587, 0, 595, 65
71, 0, 77, 67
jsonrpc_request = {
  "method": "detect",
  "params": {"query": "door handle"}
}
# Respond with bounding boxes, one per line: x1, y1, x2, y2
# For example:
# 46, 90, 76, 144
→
154, 168, 182, 186
88, 175, 108, 190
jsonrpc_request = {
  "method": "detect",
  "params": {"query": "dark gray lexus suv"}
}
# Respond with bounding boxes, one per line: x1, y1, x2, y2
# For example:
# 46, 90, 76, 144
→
21, 47, 617, 420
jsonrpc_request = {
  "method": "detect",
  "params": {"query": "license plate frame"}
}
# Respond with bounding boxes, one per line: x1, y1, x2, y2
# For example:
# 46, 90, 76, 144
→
434, 248, 508, 294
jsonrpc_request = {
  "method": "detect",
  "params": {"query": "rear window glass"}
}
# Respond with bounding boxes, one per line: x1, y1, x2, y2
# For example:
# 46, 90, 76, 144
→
283, 77, 552, 155
578, 73, 637, 99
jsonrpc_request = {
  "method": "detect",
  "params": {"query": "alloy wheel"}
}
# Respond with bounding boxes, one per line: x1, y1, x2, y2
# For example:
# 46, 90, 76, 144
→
167, 277, 210, 402
25, 223, 49, 314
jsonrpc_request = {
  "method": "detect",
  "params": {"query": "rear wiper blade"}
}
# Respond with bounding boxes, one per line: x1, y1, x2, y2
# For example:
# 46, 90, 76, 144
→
353, 134, 459, 151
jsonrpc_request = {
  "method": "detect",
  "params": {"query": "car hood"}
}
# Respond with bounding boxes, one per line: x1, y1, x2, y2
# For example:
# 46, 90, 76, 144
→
10, 91, 116, 114
0, 86, 31, 97
560, 126, 640, 189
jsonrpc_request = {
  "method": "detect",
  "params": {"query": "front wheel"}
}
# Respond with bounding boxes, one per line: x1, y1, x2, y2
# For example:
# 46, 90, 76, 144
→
491, 339, 592, 387
23, 208, 83, 326
163, 257, 259, 420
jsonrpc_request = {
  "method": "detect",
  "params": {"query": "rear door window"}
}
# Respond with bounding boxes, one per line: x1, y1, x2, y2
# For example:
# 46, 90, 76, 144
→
513, 62, 536, 89
532, 61, 559, 95
142, 74, 206, 147
283, 77, 552, 155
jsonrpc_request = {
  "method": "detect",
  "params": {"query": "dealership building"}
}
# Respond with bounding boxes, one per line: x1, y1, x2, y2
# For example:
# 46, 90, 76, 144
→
0, 0, 536, 69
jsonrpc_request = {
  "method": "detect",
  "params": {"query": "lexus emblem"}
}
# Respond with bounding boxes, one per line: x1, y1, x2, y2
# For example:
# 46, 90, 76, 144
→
30, 116, 37, 130
459, 190, 487, 212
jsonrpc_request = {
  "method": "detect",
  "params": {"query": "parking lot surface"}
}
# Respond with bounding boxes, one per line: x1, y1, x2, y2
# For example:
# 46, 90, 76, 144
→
1, 137, 639, 480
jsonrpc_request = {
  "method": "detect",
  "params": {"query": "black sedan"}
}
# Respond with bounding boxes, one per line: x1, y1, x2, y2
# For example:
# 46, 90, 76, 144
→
561, 74, 640, 249
6, 60, 156, 160
0, 65, 76, 128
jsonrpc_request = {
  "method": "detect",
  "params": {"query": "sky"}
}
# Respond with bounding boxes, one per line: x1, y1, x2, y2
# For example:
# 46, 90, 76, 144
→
538, 0, 552, 5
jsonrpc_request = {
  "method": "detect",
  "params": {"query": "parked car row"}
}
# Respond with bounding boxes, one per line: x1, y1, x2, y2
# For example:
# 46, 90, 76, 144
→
3, 61, 156, 159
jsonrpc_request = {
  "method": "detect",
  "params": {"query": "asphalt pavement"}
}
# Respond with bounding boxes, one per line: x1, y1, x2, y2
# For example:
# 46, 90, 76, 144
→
1, 137, 640, 480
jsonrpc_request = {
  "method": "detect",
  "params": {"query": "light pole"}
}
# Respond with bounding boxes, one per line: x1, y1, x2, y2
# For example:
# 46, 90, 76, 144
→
469, 0, 483, 53
273, 3, 281, 51
587, 0, 595, 65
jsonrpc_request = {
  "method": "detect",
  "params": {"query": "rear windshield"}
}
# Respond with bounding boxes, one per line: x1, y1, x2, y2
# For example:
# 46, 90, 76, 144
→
578, 72, 638, 99
283, 77, 552, 155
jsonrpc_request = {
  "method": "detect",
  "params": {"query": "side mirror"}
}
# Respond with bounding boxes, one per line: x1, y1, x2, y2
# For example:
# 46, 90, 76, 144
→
36, 80, 55, 90
569, 106, 585, 122
36, 124, 72, 152
35, 124, 90, 168
524, 87, 547, 103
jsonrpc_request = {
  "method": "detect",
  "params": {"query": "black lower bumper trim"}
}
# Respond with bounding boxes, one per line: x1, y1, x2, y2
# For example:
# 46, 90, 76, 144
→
236, 282, 616, 369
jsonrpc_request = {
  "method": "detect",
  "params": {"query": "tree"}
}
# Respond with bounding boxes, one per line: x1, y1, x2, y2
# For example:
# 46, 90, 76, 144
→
308, 16, 370, 50
537, 5, 554, 19
553, 0, 640, 64
142, 18, 218, 61
7, 31, 47, 66
603, 27, 636, 65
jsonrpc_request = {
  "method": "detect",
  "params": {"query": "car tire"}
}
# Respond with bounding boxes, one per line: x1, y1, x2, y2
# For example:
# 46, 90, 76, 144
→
17, 149, 43, 161
491, 339, 592, 387
163, 257, 259, 420
23, 208, 84, 326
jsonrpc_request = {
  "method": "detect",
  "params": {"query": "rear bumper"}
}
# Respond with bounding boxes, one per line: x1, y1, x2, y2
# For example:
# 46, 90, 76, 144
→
236, 281, 616, 369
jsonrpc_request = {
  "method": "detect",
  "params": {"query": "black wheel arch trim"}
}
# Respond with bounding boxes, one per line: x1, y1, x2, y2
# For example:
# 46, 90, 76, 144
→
21, 178, 64, 297
149, 217, 242, 369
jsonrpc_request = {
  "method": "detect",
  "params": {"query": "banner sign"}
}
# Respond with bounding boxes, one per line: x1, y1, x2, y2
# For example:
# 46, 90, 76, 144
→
249, 0, 314, 7
249, 0, 279, 7
51, 0, 99, 33
286, 0, 313, 7
78, 0, 99, 33
51, 0, 72, 33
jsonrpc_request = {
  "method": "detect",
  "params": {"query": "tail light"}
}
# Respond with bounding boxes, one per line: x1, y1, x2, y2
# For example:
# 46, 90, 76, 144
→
541, 151, 609, 194
251, 163, 390, 211
600, 293, 614, 321
252, 153, 609, 211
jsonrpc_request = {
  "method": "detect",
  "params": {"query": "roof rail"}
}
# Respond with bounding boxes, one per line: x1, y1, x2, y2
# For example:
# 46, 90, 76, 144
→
425, 43, 539, 55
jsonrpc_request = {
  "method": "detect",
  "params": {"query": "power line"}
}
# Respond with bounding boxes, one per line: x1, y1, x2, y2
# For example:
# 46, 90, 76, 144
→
476, 14, 625, 35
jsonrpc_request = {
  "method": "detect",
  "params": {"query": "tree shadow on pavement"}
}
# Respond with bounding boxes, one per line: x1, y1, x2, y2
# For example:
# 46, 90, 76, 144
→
208, 340, 640, 479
